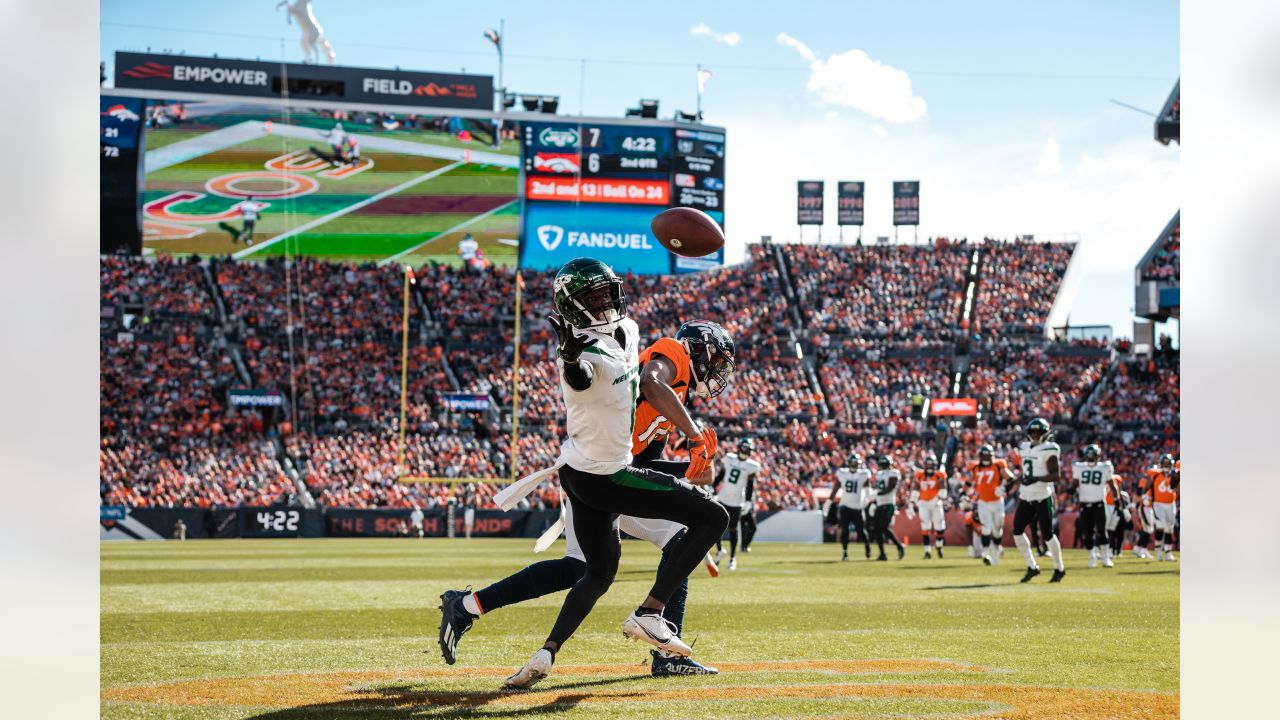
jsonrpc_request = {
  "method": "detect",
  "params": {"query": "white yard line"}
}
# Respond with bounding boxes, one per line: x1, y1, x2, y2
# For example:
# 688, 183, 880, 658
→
145, 121, 265, 173
232, 161, 465, 260
382, 200, 519, 264
265, 123, 520, 168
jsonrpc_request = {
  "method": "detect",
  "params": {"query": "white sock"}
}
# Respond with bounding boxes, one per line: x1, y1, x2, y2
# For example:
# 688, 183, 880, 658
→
1047, 536, 1064, 571
1103, 545, 1113, 562
1014, 533, 1037, 569
462, 593, 483, 617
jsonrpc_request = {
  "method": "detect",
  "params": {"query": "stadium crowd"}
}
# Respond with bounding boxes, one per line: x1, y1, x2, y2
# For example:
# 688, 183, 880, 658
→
100, 238, 1177, 520
1140, 222, 1180, 283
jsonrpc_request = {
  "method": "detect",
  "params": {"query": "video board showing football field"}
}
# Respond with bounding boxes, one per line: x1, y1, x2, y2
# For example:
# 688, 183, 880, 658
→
519, 121, 726, 275
140, 101, 520, 266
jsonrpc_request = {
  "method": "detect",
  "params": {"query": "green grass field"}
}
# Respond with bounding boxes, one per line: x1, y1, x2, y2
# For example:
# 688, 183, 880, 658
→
101, 539, 1178, 719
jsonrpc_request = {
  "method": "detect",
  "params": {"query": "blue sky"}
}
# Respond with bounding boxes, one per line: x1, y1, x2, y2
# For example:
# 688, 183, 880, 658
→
101, 0, 1179, 336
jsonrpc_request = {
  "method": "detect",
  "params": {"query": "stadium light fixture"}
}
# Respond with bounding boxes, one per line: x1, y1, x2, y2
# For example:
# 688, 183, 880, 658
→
639, 99, 659, 118
676, 110, 700, 123
521, 95, 540, 112
625, 107, 643, 118
539, 96, 559, 114
503, 92, 517, 110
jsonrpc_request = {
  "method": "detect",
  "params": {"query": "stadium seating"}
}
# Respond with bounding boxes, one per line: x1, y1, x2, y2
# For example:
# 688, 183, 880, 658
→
100, 239, 1176, 513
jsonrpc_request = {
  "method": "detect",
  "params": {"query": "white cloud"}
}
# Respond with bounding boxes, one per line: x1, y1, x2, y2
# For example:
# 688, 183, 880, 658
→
777, 33, 926, 124
1038, 138, 1062, 176
691, 23, 741, 47
716, 109, 1178, 332
872, 124, 888, 138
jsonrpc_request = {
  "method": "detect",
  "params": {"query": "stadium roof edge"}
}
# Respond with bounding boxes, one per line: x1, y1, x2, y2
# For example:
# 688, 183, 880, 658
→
99, 88, 727, 133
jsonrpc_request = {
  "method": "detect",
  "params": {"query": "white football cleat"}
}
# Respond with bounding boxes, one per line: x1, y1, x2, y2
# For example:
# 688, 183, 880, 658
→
728, 558, 737, 571
502, 648, 553, 690
622, 612, 691, 657
715, 549, 726, 564
1088, 553, 1097, 569
1102, 558, 1114, 568
1165, 551, 1176, 562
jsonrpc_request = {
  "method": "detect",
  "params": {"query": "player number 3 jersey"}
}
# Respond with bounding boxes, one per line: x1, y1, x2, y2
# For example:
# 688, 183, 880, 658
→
1018, 441, 1060, 502
1073, 460, 1114, 503
717, 453, 761, 507
836, 468, 872, 509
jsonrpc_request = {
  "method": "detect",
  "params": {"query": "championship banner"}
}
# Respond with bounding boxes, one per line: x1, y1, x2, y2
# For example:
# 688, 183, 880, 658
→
443, 393, 491, 412
228, 388, 285, 408
114, 52, 493, 110
837, 181, 864, 226
893, 181, 920, 226
926, 398, 978, 416
797, 181, 824, 225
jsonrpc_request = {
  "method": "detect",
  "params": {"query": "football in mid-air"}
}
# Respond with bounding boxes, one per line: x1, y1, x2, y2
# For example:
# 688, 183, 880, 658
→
650, 207, 724, 257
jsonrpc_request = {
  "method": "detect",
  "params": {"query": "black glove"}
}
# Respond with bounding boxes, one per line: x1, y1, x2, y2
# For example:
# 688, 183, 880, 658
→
547, 313, 597, 364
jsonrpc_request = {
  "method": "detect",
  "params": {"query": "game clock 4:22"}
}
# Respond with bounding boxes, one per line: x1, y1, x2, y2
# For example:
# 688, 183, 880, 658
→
241, 508, 303, 537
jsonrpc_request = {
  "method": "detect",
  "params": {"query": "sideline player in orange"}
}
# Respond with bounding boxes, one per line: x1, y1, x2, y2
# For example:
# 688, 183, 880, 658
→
911, 455, 949, 559
969, 444, 1016, 566
1145, 454, 1180, 561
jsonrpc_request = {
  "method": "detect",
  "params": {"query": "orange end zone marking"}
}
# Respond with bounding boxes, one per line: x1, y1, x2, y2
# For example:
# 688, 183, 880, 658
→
101, 659, 1177, 718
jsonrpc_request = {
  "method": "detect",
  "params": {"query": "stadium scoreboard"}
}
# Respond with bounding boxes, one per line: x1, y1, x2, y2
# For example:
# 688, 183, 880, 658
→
520, 121, 726, 274
100, 96, 145, 254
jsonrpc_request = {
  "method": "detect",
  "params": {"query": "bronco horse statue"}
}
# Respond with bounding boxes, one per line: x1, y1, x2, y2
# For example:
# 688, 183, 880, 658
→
277, 0, 336, 65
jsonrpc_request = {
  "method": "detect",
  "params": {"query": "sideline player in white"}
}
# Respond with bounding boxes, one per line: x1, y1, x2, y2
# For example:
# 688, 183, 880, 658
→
1072, 444, 1121, 568
1012, 418, 1066, 583
830, 452, 873, 561
911, 454, 949, 559
713, 438, 763, 571
870, 455, 906, 561
493, 258, 728, 689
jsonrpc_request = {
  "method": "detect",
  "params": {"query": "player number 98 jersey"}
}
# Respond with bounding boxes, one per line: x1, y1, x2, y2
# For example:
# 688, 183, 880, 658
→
1072, 460, 1113, 503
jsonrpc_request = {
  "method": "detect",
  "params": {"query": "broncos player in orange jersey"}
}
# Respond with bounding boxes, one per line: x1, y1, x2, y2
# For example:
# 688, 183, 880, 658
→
1145, 454, 1180, 561
968, 444, 1016, 566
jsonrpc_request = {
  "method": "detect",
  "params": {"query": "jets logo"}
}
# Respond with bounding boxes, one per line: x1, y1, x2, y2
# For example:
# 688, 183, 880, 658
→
538, 225, 565, 251
552, 272, 573, 294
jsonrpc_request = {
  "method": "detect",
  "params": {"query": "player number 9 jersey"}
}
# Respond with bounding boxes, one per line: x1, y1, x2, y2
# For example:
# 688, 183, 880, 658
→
716, 453, 761, 507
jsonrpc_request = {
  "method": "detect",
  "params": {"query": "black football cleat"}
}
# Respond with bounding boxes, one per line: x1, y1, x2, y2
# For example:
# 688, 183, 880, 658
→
865, 546, 872, 559
841, 552, 849, 561
651, 650, 718, 676
1049, 568, 1067, 583
1019, 567, 1041, 583
936, 546, 944, 559
876, 553, 888, 562
897, 545, 906, 561
437, 589, 476, 665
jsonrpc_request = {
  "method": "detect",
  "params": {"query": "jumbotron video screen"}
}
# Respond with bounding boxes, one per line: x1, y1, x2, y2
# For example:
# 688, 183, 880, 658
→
138, 101, 520, 266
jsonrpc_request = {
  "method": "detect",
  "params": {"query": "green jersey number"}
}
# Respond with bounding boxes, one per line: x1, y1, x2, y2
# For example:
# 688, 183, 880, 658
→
1023, 459, 1035, 478
844, 479, 856, 493
1080, 470, 1104, 485
727, 468, 741, 485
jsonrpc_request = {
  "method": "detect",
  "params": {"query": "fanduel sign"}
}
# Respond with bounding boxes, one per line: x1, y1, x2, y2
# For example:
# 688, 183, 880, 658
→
521, 202, 672, 275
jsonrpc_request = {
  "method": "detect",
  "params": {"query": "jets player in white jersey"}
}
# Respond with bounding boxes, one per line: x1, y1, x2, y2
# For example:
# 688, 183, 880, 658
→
1013, 418, 1066, 583
1072, 444, 1121, 568
831, 452, 873, 561
497, 258, 729, 690
714, 438, 763, 571
870, 455, 906, 561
